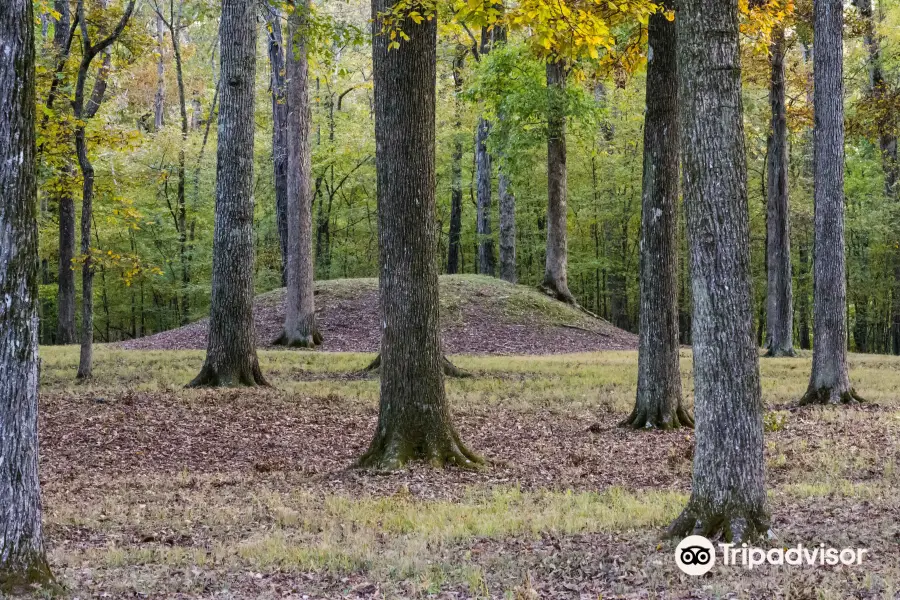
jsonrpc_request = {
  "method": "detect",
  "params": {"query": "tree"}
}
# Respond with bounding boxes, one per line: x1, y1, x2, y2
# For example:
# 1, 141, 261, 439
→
264, 4, 289, 284
358, 1, 480, 468
541, 59, 575, 303
623, 3, 691, 430
475, 29, 497, 276
188, 0, 268, 387
0, 0, 55, 588
274, 0, 322, 347
668, 0, 769, 542
800, 0, 863, 404
73, 0, 136, 378
447, 44, 466, 275
765, 27, 795, 357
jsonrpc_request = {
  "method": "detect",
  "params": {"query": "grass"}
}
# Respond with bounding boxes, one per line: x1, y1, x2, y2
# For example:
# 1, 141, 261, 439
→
33, 346, 900, 598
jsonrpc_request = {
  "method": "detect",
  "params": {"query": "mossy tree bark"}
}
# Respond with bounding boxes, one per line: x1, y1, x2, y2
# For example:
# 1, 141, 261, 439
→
359, 1, 481, 469
541, 60, 575, 304
73, 0, 136, 379
765, 28, 795, 358
0, 0, 55, 589
274, 0, 322, 348
625, 3, 691, 431
188, 0, 268, 387
801, 0, 864, 405
668, 0, 770, 542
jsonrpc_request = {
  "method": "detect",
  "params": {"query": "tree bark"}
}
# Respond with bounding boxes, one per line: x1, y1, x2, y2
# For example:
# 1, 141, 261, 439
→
475, 115, 495, 275
264, 5, 289, 285
541, 60, 575, 304
447, 45, 465, 275
154, 14, 165, 130
624, 5, 691, 430
274, 0, 321, 348
73, 0, 136, 379
765, 28, 795, 357
358, 2, 480, 469
0, 0, 54, 588
188, 0, 268, 387
668, 0, 769, 542
801, 0, 863, 404
498, 168, 516, 283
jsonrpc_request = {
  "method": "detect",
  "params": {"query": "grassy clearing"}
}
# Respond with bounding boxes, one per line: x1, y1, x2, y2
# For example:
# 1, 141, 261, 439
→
34, 346, 900, 598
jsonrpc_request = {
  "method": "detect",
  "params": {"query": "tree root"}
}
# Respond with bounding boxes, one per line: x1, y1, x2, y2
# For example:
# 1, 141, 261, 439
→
362, 354, 472, 378
764, 346, 796, 358
356, 426, 484, 470
537, 280, 577, 305
799, 386, 865, 406
0, 555, 57, 595
186, 360, 270, 388
668, 503, 770, 543
273, 327, 323, 348
620, 404, 694, 429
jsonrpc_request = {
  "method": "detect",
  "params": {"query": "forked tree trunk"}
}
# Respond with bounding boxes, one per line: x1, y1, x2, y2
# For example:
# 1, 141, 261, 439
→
801, 0, 863, 404
447, 45, 465, 275
765, 28, 795, 357
275, 0, 321, 348
264, 6, 289, 284
668, 0, 769, 543
542, 60, 575, 303
0, 0, 54, 588
188, 0, 268, 387
358, 1, 480, 469
624, 4, 691, 430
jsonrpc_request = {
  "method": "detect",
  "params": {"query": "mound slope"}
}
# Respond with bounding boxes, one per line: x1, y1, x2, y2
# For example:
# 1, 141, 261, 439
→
118, 275, 637, 354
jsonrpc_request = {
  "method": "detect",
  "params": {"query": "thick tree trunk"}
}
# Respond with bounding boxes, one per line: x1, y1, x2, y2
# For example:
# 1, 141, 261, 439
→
447, 46, 465, 275
0, 0, 54, 588
801, 0, 863, 404
498, 169, 516, 282
668, 0, 769, 542
765, 28, 795, 357
275, 0, 321, 348
542, 61, 575, 304
154, 14, 165, 130
624, 5, 691, 430
359, 1, 480, 469
188, 0, 267, 387
264, 6, 289, 285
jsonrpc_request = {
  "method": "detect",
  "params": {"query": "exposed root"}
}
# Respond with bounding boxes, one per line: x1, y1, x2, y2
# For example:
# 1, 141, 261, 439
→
668, 503, 770, 543
0, 555, 57, 595
537, 280, 577, 305
362, 354, 472, 379
799, 386, 865, 406
273, 327, 323, 349
620, 404, 694, 430
186, 361, 270, 388
356, 426, 485, 470
764, 346, 796, 358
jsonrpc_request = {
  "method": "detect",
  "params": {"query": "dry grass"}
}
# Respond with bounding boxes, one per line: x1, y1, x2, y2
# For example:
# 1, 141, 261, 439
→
29, 347, 900, 598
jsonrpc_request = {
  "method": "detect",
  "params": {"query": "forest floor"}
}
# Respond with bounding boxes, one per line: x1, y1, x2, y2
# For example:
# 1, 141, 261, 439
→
116, 276, 637, 355
32, 347, 900, 599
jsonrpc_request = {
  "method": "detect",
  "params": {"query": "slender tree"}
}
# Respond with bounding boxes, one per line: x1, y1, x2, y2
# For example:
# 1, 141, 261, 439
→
154, 14, 165, 130
668, 0, 769, 541
275, 0, 322, 347
358, 2, 480, 468
475, 29, 497, 276
264, 5, 289, 284
73, 0, 136, 378
188, 0, 268, 387
495, 25, 516, 284
0, 0, 55, 587
765, 27, 795, 357
541, 60, 575, 303
801, 0, 864, 404
623, 2, 691, 430
447, 44, 466, 275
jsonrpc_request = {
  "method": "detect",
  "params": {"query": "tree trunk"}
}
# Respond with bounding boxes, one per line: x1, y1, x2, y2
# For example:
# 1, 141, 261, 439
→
801, 0, 863, 404
765, 28, 795, 357
154, 14, 165, 130
188, 0, 267, 387
798, 231, 811, 349
624, 4, 691, 430
358, 2, 480, 469
668, 0, 769, 543
475, 115, 495, 275
0, 0, 54, 588
541, 61, 575, 303
498, 168, 516, 283
264, 5, 289, 285
275, 0, 321, 348
447, 45, 465, 275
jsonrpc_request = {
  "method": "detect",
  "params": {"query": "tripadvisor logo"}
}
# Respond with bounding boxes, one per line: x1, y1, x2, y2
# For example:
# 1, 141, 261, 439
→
675, 535, 870, 575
